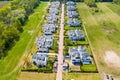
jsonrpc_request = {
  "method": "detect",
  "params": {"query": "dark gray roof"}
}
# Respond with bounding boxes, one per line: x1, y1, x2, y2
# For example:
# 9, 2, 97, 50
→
67, 18, 80, 27
49, 8, 59, 15
69, 46, 92, 64
66, 1, 75, 6
67, 5, 76, 11
68, 30, 84, 41
32, 53, 48, 67
46, 14, 58, 22
37, 35, 53, 52
51, 1, 60, 8
42, 23, 57, 35
67, 11, 78, 18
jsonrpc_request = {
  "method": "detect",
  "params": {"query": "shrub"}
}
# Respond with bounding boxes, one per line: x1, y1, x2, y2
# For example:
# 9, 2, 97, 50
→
63, 46, 69, 55
64, 38, 73, 46
88, 2, 97, 7
21, 68, 38, 72
80, 64, 98, 72
84, 0, 97, 7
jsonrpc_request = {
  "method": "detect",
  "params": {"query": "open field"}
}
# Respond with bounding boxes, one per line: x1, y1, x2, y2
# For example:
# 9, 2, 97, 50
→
0, 2, 48, 80
76, 2, 120, 79
104, 2, 120, 16
63, 73, 100, 80
18, 72, 56, 80
0, 1, 10, 8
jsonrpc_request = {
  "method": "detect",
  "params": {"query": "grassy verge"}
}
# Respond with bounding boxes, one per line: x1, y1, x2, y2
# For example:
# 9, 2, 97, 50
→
81, 64, 98, 72
18, 72, 56, 80
63, 73, 100, 80
0, 2, 48, 80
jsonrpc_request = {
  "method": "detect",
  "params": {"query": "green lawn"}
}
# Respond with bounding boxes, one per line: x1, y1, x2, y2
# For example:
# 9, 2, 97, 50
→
18, 72, 56, 80
0, 2, 48, 80
104, 2, 120, 16
63, 73, 100, 80
76, 2, 120, 78
81, 64, 98, 72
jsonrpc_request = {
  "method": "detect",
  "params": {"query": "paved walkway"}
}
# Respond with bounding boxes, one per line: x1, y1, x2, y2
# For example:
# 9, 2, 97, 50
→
56, 3, 64, 80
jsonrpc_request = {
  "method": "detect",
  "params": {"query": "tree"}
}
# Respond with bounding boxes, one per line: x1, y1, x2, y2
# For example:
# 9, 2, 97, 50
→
7, 9, 26, 25
85, 0, 97, 7
0, 22, 6, 58
2, 25, 19, 48
0, 0, 40, 58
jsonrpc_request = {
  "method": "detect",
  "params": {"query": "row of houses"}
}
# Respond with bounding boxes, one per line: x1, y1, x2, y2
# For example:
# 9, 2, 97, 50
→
66, 1, 80, 27
68, 30, 84, 41
43, 1, 60, 34
32, 35, 53, 67
32, 1, 60, 68
69, 46, 92, 65
46, 1, 60, 23
66, 1, 92, 66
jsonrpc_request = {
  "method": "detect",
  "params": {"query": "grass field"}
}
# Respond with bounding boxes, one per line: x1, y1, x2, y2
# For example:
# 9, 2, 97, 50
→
104, 2, 120, 16
76, 2, 120, 79
63, 73, 100, 80
0, 2, 48, 80
18, 72, 56, 80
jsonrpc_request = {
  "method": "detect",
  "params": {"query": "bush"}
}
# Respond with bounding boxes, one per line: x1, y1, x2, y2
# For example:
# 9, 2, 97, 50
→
51, 39, 58, 52
80, 64, 98, 72
88, 2, 97, 7
63, 46, 69, 55
95, 8, 99, 13
21, 68, 38, 72
84, 0, 96, 7
64, 38, 73, 46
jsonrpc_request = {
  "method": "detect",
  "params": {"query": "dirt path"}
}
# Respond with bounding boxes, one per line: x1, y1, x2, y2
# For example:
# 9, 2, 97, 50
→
104, 50, 120, 68
56, 3, 64, 80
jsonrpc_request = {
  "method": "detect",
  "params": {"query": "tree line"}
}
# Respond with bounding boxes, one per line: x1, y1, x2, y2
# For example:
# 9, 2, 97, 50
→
83, 0, 119, 7
0, 0, 40, 58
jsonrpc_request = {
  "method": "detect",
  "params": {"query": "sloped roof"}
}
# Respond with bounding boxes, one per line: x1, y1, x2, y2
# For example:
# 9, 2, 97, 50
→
67, 18, 80, 27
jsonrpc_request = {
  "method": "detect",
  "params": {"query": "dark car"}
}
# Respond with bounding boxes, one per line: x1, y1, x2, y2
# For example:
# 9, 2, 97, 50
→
106, 74, 109, 79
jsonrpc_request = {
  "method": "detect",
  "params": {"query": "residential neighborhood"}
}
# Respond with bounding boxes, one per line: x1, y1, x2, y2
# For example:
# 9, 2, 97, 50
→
0, 0, 120, 80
